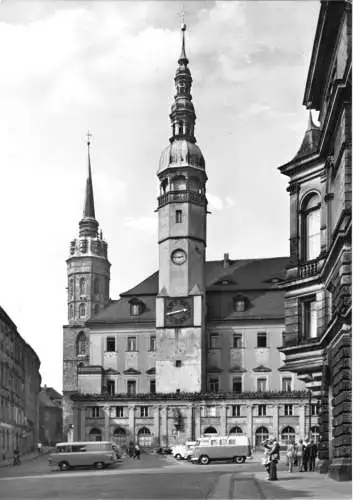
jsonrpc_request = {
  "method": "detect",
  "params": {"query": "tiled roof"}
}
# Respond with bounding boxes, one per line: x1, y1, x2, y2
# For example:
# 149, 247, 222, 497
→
87, 256, 289, 326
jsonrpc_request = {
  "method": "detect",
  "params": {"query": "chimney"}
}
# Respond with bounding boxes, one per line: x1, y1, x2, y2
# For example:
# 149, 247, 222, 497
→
223, 253, 230, 268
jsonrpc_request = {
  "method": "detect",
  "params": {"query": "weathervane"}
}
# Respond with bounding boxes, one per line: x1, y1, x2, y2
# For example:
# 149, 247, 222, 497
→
86, 130, 92, 149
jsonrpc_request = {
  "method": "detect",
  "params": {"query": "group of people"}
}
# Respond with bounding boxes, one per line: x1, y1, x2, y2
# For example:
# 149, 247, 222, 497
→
127, 442, 141, 460
261, 436, 318, 481
286, 437, 318, 473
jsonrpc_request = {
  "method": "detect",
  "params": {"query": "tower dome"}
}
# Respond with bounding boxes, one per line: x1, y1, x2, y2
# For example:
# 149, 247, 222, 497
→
158, 139, 205, 173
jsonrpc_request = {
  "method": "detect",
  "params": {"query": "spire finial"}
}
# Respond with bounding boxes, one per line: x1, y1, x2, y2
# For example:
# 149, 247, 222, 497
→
82, 131, 96, 221
86, 130, 92, 149
179, 6, 188, 63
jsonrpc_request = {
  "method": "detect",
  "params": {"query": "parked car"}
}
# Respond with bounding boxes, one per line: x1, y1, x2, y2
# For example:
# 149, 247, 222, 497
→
156, 446, 173, 455
173, 441, 197, 460
191, 435, 251, 465
48, 441, 120, 471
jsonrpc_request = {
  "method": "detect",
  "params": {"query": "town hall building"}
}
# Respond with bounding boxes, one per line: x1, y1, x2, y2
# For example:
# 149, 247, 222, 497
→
62, 23, 316, 450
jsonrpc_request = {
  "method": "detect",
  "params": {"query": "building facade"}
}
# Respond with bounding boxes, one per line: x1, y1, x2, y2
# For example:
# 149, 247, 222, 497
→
279, 1, 351, 481
0, 306, 41, 458
63, 24, 316, 450
39, 386, 63, 446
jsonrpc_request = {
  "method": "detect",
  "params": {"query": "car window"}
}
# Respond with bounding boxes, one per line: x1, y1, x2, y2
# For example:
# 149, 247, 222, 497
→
228, 439, 236, 445
57, 446, 69, 453
71, 445, 85, 452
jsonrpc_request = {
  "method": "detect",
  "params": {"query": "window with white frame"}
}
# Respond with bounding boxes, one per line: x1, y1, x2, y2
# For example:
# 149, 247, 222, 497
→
302, 297, 318, 339
257, 331, 267, 348
210, 334, 219, 349
203, 406, 217, 417
90, 407, 100, 418
284, 404, 293, 416
107, 380, 115, 396
127, 337, 137, 351
232, 405, 241, 417
150, 379, 156, 394
127, 380, 136, 395
106, 337, 116, 352
232, 376, 242, 394
149, 335, 156, 351
257, 378, 267, 392
140, 406, 149, 417
232, 333, 242, 349
282, 377, 292, 392
209, 378, 219, 393
115, 406, 124, 418
311, 403, 319, 416
258, 404, 266, 416
302, 193, 321, 261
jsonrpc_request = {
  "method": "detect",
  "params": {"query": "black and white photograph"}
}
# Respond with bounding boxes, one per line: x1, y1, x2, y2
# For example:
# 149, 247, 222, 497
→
0, 1, 351, 499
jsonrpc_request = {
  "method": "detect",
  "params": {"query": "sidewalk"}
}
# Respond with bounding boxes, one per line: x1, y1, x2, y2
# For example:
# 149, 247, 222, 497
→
0, 447, 52, 469
251, 470, 352, 500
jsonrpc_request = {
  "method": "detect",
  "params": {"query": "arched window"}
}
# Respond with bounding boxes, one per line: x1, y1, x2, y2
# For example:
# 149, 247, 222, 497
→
88, 428, 102, 442
79, 303, 86, 318
203, 426, 217, 435
76, 332, 87, 356
229, 426, 243, 434
302, 193, 321, 261
113, 427, 127, 446
255, 426, 269, 447
79, 278, 86, 296
69, 304, 74, 319
310, 425, 320, 443
281, 426, 295, 445
137, 427, 152, 447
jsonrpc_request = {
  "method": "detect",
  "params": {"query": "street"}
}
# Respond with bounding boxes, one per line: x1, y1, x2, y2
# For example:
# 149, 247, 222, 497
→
0, 452, 351, 500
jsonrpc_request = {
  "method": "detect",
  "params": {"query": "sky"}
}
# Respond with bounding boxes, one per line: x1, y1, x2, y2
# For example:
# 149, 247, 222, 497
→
0, 1, 320, 392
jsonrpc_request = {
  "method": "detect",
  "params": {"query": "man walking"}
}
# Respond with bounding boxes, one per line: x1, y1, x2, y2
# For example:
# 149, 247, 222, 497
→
308, 439, 318, 471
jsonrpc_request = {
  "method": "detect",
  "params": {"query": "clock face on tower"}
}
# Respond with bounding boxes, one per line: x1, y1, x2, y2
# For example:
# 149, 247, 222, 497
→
164, 297, 193, 326
171, 249, 187, 265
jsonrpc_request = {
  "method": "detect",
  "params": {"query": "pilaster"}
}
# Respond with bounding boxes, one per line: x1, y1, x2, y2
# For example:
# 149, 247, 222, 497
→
247, 404, 254, 449
195, 405, 201, 440
220, 405, 227, 436
154, 406, 161, 446
128, 405, 135, 441
299, 404, 306, 439
272, 404, 279, 439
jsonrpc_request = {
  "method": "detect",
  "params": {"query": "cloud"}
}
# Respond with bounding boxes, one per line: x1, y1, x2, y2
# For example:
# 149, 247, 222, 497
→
207, 193, 224, 211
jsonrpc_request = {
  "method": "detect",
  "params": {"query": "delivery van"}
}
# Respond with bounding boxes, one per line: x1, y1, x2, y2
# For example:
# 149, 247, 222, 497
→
191, 435, 251, 465
48, 441, 120, 471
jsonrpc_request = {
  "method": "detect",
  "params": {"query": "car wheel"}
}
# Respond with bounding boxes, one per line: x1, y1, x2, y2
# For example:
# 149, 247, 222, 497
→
187, 455, 191, 461
59, 461, 70, 471
199, 455, 209, 465
233, 456, 243, 464
95, 462, 105, 469
175, 454, 182, 460
242, 456, 246, 463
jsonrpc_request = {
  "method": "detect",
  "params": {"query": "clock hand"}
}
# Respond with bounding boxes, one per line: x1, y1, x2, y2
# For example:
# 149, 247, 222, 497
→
166, 308, 188, 316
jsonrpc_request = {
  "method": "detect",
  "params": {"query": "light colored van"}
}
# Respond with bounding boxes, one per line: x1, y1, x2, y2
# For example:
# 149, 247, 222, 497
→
191, 435, 251, 465
173, 441, 197, 460
48, 441, 120, 471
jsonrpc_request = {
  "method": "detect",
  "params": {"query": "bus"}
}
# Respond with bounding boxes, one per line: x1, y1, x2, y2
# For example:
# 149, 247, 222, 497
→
191, 435, 251, 465
48, 441, 120, 471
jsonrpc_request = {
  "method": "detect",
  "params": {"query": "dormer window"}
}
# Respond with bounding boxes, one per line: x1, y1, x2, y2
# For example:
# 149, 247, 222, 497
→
233, 295, 247, 312
129, 298, 144, 317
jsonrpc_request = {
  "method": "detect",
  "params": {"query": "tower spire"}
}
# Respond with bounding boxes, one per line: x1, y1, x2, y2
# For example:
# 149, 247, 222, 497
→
79, 132, 98, 237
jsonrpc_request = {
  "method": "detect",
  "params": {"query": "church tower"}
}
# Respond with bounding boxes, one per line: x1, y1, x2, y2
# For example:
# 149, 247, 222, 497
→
66, 135, 110, 325
156, 23, 207, 393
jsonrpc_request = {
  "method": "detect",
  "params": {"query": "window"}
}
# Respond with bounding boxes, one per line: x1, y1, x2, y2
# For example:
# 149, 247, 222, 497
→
311, 403, 319, 416
69, 279, 74, 299
176, 210, 183, 223
150, 336, 156, 352
258, 404, 266, 417
284, 404, 293, 416
233, 333, 242, 349
232, 377, 242, 394
150, 379, 156, 394
302, 297, 318, 339
79, 277, 86, 296
209, 378, 219, 393
257, 332, 267, 348
106, 337, 116, 352
140, 406, 149, 417
210, 334, 219, 349
127, 380, 136, 395
203, 407, 217, 417
79, 303, 86, 318
175, 360, 182, 368
115, 406, 124, 418
127, 337, 137, 351
282, 377, 292, 392
76, 332, 87, 356
257, 378, 267, 392
90, 407, 100, 418
302, 193, 321, 261
232, 405, 241, 417
93, 277, 99, 294
130, 303, 140, 316
107, 380, 115, 396
234, 299, 245, 312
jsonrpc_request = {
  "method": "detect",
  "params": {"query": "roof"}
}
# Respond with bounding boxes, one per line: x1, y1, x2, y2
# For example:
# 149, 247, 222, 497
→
87, 257, 289, 326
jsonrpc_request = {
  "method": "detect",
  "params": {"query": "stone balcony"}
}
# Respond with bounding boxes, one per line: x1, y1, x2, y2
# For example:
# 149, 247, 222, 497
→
157, 190, 206, 208
298, 259, 319, 279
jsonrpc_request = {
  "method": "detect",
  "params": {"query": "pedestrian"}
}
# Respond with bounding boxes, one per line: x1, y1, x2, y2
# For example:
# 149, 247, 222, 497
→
286, 438, 296, 473
13, 449, 21, 466
296, 439, 305, 472
308, 438, 318, 471
37, 442, 42, 454
268, 437, 280, 481
134, 443, 141, 460
302, 437, 310, 472
261, 438, 272, 479
128, 442, 134, 458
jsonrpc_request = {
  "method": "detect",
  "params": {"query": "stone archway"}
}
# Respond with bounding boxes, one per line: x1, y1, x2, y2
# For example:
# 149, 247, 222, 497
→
229, 426, 243, 435
113, 427, 127, 446
281, 426, 295, 445
88, 428, 102, 442
203, 426, 218, 435
137, 427, 152, 447
255, 426, 269, 447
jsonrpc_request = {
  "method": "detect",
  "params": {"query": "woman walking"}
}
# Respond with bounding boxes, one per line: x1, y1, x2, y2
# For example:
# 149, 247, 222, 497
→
268, 438, 280, 481
296, 439, 305, 472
